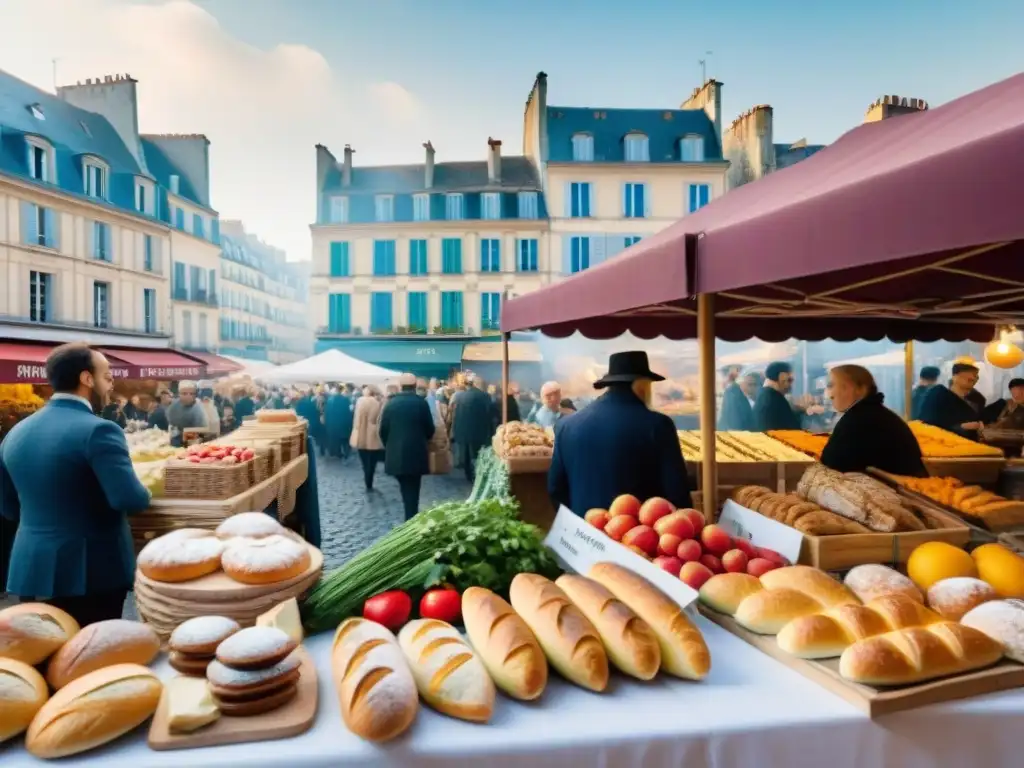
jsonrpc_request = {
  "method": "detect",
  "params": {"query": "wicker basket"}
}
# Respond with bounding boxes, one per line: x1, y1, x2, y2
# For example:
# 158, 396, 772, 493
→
163, 459, 254, 500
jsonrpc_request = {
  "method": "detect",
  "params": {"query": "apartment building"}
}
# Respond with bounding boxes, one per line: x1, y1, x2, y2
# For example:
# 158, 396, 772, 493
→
220, 220, 313, 364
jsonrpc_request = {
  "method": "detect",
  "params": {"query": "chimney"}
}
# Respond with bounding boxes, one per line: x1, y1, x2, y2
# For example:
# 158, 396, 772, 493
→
864, 94, 929, 124
169, 174, 180, 195
139, 134, 212, 207
681, 79, 724, 150
342, 145, 354, 187
423, 141, 435, 188
56, 73, 148, 174
487, 138, 502, 183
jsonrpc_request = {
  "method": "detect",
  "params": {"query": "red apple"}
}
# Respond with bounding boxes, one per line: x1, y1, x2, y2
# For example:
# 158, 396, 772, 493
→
653, 512, 695, 540
658, 533, 683, 557
732, 538, 757, 559
627, 545, 652, 560
701, 524, 733, 556
622, 525, 659, 556
653, 555, 684, 577
679, 562, 714, 591
638, 497, 675, 527
680, 508, 705, 535
747, 557, 780, 577
676, 539, 703, 563
756, 546, 789, 567
604, 515, 639, 542
584, 508, 611, 531
721, 549, 749, 574
700, 553, 724, 574
609, 494, 642, 519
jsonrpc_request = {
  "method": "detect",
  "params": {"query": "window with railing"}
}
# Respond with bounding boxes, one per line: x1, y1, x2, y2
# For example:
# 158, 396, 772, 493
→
480, 239, 501, 272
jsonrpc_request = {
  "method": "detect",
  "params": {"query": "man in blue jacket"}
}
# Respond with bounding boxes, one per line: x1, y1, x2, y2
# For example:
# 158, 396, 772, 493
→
0, 343, 151, 625
548, 351, 692, 516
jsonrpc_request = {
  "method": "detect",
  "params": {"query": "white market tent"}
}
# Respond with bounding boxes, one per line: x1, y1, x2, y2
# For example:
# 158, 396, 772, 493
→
255, 349, 401, 386
221, 355, 279, 377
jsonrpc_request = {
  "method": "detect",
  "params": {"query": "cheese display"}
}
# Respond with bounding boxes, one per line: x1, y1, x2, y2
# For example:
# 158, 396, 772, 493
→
677, 431, 814, 462
770, 423, 1004, 460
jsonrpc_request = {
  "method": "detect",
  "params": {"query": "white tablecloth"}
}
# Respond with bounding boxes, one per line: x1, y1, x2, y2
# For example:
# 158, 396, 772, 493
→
8, 616, 1023, 767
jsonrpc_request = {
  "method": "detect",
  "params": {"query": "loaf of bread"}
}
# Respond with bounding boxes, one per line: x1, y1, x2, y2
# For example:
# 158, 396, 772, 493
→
588, 562, 710, 680
397, 619, 495, 723
838, 622, 1004, 685
798, 464, 925, 532
843, 564, 923, 604
733, 486, 871, 535
509, 573, 609, 692
0, 602, 80, 665
25, 664, 162, 759
926, 577, 998, 621
461, 587, 547, 701
961, 599, 1024, 663
0, 657, 48, 744
777, 594, 943, 658
555, 574, 661, 680
46, 619, 161, 690
331, 618, 418, 741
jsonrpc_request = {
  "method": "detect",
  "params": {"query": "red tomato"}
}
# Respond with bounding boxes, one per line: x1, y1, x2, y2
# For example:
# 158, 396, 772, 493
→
419, 588, 461, 624
362, 591, 412, 631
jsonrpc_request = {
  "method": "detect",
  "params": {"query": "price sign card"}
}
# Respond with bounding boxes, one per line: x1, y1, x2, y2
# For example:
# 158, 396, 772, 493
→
718, 499, 805, 564
543, 505, 699, 609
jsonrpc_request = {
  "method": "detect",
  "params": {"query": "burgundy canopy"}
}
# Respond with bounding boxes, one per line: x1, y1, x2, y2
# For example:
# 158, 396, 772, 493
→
502, 73, 1024, 342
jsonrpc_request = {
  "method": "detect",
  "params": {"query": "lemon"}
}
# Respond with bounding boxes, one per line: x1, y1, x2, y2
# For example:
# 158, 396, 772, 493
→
972, 544, 1024, 598
907, 541, 977, 592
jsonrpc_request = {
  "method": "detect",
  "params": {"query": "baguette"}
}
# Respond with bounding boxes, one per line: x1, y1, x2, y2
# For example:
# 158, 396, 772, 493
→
838, 621, 1004, 685
0, 602, 80, 665
461, 587, 547, 701
556, 574, 661, 680
0, 657, 48, 744
588, 562, 710, 680
331, 618, 418, 741
46, 619, 161, 690
397, 619, 495, 723
25, 664, 162, 759
508, 573, 609, 692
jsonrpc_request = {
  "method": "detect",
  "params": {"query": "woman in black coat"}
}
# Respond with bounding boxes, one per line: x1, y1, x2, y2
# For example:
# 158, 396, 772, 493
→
820, 364, 927, 477
379, 375, 435, 521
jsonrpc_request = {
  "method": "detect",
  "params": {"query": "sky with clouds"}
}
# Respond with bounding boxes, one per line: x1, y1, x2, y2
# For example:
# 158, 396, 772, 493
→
2, 0, 1021, 263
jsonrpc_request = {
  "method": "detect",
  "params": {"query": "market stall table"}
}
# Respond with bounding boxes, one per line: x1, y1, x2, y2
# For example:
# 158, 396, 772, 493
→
7, 618, 1024, 768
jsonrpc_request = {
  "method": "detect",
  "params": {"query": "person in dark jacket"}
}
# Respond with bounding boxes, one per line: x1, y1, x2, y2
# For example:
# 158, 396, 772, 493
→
325, 388, 354, 459
919, 362, 984, 440
820, 364, 926, 477
754, 361, 802, 431
549, 351, 692, 515
981, 378, 1024, 428
147, 389, 172, 431
719, 369, 761, 431
492, 387, 521, 429
0, 343, 151, 625
101, 395, 128, 427
233, 389, 255, 423
910, 366, 940, 421
379, 373, 436, 520
452, 377, 497, 483
294, 392, 326, 456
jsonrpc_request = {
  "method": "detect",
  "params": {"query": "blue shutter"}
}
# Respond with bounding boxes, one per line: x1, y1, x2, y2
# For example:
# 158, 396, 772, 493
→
104, 224, 112, 261
21, 202, 37, 246
88, 220, 97, 258
591, 236, 607, 268
587, 183, 595, 217
480, 293, 487, 330
530, 239, 538, 271
211, 218, 220, 244
700, 184, 710, 208
622, 184, 629, 217
455, 292, 463, 329
643, 184, 651, 217
44, 273, 54, 322
561, 235, 573, 275
564, 182, 573, 217
209, 270, 216, 303
388, 241, 396, 275
688, 184, 697, 213
44, 208, 58, 249
493, 239, 500, 271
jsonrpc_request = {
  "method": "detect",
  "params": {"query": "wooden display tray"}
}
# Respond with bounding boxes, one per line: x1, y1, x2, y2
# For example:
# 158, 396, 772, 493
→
686, 461, 778, 490
924, 457, 1006, 485
503, 455, 552, 475
698, 606, 1024, 717
148, 646, 318, 750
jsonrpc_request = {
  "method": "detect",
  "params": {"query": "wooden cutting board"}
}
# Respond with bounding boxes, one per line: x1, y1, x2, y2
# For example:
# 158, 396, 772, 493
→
148, 646, 318, 750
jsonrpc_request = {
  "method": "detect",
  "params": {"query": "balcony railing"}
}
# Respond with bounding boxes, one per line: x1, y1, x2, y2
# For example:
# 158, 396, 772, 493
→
171, 288, 219, 307
0, 313, 169, 337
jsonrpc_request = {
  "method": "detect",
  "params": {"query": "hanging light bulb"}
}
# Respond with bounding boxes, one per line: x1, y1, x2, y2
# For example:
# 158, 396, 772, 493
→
985, 340, 1024, 369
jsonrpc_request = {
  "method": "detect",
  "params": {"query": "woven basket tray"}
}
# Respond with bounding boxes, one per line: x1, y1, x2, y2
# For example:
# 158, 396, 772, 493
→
163, 459, 254, 500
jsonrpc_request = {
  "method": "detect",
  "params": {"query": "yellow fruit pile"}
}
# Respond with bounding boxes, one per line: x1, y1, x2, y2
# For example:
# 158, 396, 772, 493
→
677, 431, 814, 462
768, 430, 828, 459
0, 384, 44, 412
908, 421, 1004, 458
907, 541, 1024, 599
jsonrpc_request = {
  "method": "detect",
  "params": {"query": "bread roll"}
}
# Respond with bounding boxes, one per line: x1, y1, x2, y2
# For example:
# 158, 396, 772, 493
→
461, 587, 547, 701
927, 577, 998, 621
0, 657, 48, 743
698, 573, 763, 615
46, 619, 160, 690
556, 574, 661, 680
844, 564, 923, 605
26, 664, 162, 759
137, 530, 225, 583
331, 618, 418, 741
397, 619, 495, 722
221, 535, 311, 585
588, 562, 710, 680
509, 573, 609, 692
838, 622, 1005, 685
961, 599, 1024, 663
759, 566, 858, 609
0, 602, 80, 665
734, 588, 823, 634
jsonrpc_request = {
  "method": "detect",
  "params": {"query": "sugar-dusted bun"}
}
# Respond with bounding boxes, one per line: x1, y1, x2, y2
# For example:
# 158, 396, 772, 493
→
46, 619, 161, 690
215, 512, 285, 541
961, 599, 1024, 663
0, 602, 80, 665
927, 577, 998, 621
221, 535, 311, 585
26, 664, 162, 759
170, 615, 241, 656
0, 657, 48, 743
137, 529, 225, 583
215, 626, 297, 669
844, 564, 923, 605
206, 652, 301, 691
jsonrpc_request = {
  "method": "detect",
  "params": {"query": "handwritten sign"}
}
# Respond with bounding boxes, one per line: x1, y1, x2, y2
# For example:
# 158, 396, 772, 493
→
543, 505, 699, 611
718, 499, 805, 564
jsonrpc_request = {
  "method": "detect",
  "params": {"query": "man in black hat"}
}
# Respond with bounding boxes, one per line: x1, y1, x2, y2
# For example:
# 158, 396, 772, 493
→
548, 351, 692, 516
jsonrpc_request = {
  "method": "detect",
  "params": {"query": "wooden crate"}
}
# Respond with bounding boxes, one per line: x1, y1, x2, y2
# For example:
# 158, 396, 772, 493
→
686, 461, 777, 490
779, 461, 812, 492
162, 459, 254, 500
508, 470, 555, 532
924, 457, 1005, 485
699, 605, 1024, 718
504, 455, 552, 475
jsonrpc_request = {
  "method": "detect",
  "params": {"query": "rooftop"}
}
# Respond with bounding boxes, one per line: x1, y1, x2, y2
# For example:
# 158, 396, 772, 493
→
320, 155, 541, 195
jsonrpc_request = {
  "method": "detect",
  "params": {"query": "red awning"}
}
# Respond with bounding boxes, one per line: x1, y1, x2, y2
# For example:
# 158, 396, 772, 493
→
0, 343, 135, 383
502, 72, 1024, 343
178, 351, 243, 377
98, 348, 207, 380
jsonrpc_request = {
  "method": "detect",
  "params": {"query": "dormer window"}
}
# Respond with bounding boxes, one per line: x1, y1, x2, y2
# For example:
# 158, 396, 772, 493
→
28, 103, 44, 121
26, 137, 54, 183
572, 133, 594, 162
624, 133, 649, 162
679, 135, 705, 162
83, 158, 108, 199
135, 177, 155, 215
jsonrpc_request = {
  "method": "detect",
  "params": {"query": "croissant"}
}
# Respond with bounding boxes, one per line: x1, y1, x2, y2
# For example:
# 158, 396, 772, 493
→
776, 594, 942, 659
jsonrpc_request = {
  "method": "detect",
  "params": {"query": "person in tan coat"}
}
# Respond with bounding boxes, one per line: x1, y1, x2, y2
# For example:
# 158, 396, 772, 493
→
351, 385, 385, 490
